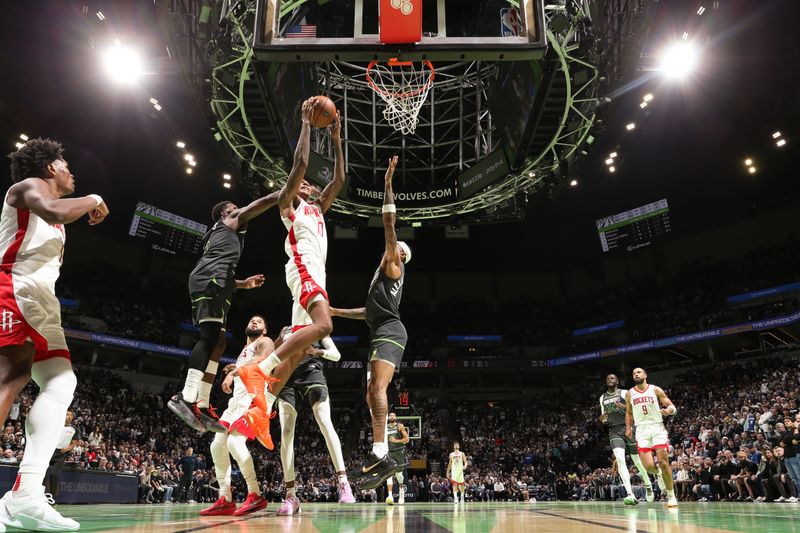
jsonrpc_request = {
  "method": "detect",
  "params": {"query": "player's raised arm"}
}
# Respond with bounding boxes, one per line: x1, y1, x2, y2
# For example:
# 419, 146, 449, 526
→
329, 307, 366, 320
226, 191, 281, 230
380, 156, 402, 279
655, 387, 677, 417
318, 112, 345, 214
279, 98, 317, 217
17, 178, 108, 226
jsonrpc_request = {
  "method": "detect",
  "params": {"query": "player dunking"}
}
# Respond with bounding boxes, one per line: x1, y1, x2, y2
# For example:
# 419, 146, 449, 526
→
168, 188, 280, 433
330, 156, 411, 489
235, 98, 345, 447
385, 412, 409, 505
0, 138, 109, 531
273, 319, 355, 515
199, 316, 273, 517
625, 367, 679, 508
600, 373, 654, 505
447, 442, 467, 505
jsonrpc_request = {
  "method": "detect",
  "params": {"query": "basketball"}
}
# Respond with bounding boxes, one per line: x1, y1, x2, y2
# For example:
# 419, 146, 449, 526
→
311, 95, 337, 128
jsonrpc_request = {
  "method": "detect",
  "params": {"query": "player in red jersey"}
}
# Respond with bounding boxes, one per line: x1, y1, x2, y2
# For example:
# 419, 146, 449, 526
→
0, 139, 108, 531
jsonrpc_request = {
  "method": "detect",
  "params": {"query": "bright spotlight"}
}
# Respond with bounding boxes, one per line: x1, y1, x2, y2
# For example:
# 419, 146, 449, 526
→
626, 123, 636, 131
268, 180, 275, 188
223, 182, 231, 189
659, 42, 699, 80
14, 142, 24, 150
153, 104, 162, 111
697, 6, 705, 15
223, 173, 231, 180
569, 179, 578, 187
609, 166, 616, 173
640, 102, 648, 109
19, 134, 28, 141
744, 158, 752, 166
101, 43, 143, 84
772, 131, 782, 139
176, 141, 186, 149
643, 94, 653, 102
188, 160, 197, 167
184, 154, 194, 161
776, 139, 787, 147
185, 168, 193, 175
748, 166, 757, 174
609, 152, 618, 158
605, 158, 614, 165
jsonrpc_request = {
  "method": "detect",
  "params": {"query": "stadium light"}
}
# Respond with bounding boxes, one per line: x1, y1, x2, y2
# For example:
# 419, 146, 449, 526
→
185, 168, 193, 174
569, 179, 578, 187
149, 98, 158, 105
609, 152, 618, 158
19, 134, 28, 141
609, 166, 616, 173
102, 41, 143, 84
776, 138, 787, 147
176, 141, 186, 149
697, 6, 705, 15
659, 42, 699, 80
223, 182, 231, 189
772, 131, 782, 139
640, 102, 648, 109
14, 142, 23, 150
188, 160, 197, 167
643, 94, 654, 102
748, 166, 757, 174
626, 123, 636, 131
744, 158, 753, 166
184, 154, 194, 161
268, 180, 275, 188
682, 32, 689, 41
605, 158, 614, 165
96, 11, 105, 20
223, 173, 231, 180
153, 104, 162, 111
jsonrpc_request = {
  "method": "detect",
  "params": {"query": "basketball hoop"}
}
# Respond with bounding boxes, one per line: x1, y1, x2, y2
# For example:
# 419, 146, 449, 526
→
366, 59, 435, 135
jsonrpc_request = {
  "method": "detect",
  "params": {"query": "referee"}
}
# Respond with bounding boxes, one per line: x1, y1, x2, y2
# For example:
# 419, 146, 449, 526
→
45, 409, 79, 501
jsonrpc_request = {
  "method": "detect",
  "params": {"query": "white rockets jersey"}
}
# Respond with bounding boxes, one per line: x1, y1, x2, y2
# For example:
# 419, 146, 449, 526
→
450, 451, 466, 473
629, 384, 664, 426
282, 198, 327, 268
0, 193, 65, 293
230, 342, 259, 406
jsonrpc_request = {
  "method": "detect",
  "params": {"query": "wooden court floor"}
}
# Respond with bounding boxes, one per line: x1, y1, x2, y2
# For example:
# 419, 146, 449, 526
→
9, 501, 799, 533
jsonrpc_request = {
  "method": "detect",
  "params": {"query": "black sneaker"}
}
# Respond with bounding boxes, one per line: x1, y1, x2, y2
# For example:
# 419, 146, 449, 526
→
350, 453, 398, 491
197, 405, 226, 433
167, 393, 207, 432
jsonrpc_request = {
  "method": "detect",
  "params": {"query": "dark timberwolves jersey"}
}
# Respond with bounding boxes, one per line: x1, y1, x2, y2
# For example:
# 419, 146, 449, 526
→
189, 221, 245, 291
365, 263, 404, 330
600, 389, 628, 427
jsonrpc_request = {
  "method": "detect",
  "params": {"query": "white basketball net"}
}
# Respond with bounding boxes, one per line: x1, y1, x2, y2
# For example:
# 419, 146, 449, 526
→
367, 60, 435, 135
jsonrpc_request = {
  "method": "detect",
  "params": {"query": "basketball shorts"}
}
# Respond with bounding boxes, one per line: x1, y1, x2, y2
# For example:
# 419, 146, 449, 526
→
285, 257, 328, 312
635, 424, 669, 453
369, 320, 407, 368
609, 425, 639, 455
450, 470, 465, 486
389, 450, 408, 473
189, 280, 233, 328
278, 362, 328, 412
0, 272, 69, 362
219, 386, 256, 440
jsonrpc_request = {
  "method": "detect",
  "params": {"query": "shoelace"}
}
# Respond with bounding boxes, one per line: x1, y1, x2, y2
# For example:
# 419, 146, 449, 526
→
265, 375, 281, 394
206, 405, 220, 420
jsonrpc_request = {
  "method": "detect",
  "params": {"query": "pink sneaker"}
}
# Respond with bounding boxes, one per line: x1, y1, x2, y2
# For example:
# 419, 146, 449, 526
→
338, 481, 356, 503
275, 495, 301, 516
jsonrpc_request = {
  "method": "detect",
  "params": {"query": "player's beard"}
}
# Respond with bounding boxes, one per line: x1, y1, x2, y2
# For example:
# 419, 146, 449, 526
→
633, 376, 644, 385
245, 327, 263, 339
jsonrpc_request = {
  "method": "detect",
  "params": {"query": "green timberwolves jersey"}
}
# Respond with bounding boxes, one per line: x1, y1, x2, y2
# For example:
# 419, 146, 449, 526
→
600, 389, 628, 427
388, 423, 406, 454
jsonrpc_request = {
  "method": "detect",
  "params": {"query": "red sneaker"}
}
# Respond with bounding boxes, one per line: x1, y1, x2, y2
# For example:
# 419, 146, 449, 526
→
233, 493, 268, 516
200, 497, 237, 516
243, 406, 277, 450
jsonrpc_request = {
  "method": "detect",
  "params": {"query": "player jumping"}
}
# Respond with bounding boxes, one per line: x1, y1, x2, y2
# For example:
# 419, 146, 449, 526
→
625, 367, 678, 508
273, 319, 355, 515
447, 442, 467, 505
600, 373, 654, 504
199, 316, 273, 516
168, 186, 281, 433
235, 98, 345, 448
385, 412, 409, 505
0, 138, 109, 531
330, 156, 412, 490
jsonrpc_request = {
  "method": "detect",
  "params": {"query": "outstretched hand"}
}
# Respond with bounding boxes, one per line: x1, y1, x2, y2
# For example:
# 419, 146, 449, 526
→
385, 156, 398, 184
240, 274, 265, 289
301, 98, 318, 123
328, 111, 341, 142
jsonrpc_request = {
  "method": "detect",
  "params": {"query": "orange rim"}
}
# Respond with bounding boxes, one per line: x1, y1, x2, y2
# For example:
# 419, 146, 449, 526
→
366, 59, 435, 99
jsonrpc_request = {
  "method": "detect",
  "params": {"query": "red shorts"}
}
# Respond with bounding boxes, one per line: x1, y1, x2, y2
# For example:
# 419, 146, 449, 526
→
0, 272, 69, 362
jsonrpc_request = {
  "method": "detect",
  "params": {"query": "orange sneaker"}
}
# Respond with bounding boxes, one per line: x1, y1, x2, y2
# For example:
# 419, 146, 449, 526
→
238, 366, 280, 412
233, 492, 268, 516
243, 406, 277, 450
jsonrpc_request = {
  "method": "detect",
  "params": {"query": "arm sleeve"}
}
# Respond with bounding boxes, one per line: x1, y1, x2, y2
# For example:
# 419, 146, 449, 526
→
599, 395, 605, 414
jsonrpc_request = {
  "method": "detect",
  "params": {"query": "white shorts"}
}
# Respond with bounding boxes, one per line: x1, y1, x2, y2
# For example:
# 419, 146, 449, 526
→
219, 385, 255, 439
285, 257, 328, 312
635, 424, 669, 453
450, 471, 465, 485
0, 273, 69, 362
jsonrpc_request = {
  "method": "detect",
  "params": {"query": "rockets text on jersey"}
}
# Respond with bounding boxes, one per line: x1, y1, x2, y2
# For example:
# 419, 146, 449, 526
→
629, 384, 663, 426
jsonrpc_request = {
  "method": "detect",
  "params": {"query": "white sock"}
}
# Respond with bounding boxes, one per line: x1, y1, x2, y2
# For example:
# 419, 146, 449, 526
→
629, 454, 652, 487
372, 442, 388, 458
210, 433, 232, 500
181, 369, 204, 403
338, 474, 348, 483
279, 401, 297, 486
266, 391, 277, 416
613, 448, 634, 497
287, 486, 296, 499
667, 488, 675, 498
15, 359, 77, 495
257, 353, 281, 375
228, 433, 260, 495
197, 381, 213, 408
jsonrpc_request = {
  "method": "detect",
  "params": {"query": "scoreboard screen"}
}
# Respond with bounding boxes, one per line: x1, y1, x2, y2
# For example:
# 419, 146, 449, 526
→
596, 199, 671, 253
128, 202, 207, 256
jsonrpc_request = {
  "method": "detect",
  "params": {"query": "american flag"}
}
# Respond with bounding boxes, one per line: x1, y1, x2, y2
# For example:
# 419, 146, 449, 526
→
285, 25, 317, 38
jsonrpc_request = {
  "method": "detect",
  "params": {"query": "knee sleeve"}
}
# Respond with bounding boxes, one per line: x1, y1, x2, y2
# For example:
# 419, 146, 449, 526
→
279, 400, 297, 482
312, 399, 346, 472
228, 433, 260, 495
